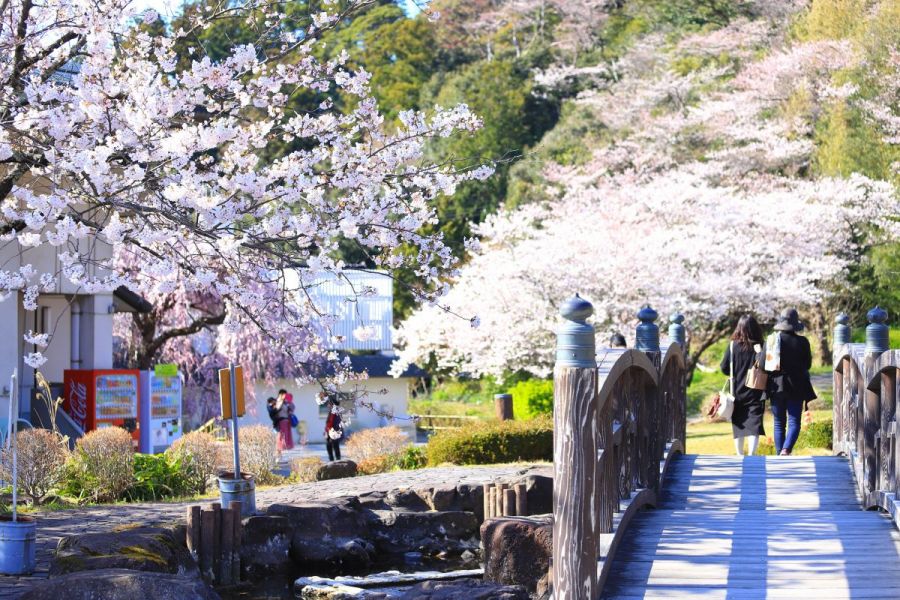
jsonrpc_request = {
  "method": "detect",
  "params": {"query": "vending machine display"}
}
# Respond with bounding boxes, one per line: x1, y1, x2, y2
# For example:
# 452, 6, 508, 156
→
139, 370, 183, 454
63, 369, 141, 449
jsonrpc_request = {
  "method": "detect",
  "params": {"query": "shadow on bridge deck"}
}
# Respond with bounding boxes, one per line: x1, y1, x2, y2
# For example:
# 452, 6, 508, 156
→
601, 454, 900, 599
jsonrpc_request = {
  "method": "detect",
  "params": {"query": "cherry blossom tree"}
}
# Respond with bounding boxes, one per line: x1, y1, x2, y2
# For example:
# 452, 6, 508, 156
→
0, 0, 490, 372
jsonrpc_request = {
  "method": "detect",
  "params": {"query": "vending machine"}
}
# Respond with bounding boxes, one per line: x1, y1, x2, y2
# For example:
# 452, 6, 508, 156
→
63, 369, 141, 449
139, 368, 183, 454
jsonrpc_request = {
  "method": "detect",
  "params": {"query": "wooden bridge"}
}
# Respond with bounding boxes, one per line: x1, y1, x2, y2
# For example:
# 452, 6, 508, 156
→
551, 299, 900, 599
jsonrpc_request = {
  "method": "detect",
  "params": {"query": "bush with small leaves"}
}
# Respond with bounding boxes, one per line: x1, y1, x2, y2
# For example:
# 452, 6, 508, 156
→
0, 428, 69, 505
62, 427, 135, 503
357, 455, 394, 475
167, 431, 220, 494
345, 426, 410, 463
426, 417, 553, 466
394, 445, 427, 471
290, 456, 324, 483
219, 425, 279, 485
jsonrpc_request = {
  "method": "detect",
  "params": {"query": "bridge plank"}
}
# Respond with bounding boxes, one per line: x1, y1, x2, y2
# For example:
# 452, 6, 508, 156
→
601, 455, 900, 599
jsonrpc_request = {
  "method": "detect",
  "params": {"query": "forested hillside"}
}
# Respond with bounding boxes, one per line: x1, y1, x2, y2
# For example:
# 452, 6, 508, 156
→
391, 0, 900, 379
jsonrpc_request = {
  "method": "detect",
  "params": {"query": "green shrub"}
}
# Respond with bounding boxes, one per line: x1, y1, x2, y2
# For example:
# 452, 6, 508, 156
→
395, 445, 427, 470
425, 417, 553, 466
797, 421, 834, 450
124, 454, 191, 502
509, 379, 554, 419
61, 427, 135, 503
167, 431, 219, 494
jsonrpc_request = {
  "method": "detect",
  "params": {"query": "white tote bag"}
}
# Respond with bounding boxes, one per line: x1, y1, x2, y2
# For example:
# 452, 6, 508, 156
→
716, 342, 735, 421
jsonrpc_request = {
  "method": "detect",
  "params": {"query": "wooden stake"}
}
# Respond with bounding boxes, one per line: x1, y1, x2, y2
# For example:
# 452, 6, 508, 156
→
186, 506, 201, 556
220, 508, 234, 585
514, 483, 527, 517
229, 501, 242, 583
482, 484, 492, 522
496, 483, 507, 516
503, 488, 516, 516
199, 509, 215, 581
211, 503, 222, 582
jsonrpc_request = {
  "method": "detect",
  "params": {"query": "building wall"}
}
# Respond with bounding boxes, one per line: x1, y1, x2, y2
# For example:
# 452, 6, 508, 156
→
243, 376, 415, 444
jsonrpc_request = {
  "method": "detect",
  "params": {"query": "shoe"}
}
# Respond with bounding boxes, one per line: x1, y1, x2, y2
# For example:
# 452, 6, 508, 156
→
779, 449, 790, 456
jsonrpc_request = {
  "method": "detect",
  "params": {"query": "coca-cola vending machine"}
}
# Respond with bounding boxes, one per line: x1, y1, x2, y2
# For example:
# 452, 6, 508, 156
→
63, 369, 141, 450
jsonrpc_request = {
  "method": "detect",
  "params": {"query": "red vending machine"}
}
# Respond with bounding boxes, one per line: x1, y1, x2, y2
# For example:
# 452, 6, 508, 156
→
63, 369, 141, 450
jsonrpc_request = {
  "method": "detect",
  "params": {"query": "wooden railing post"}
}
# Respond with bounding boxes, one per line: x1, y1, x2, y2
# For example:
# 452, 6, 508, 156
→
552, 294, 599, 600
636, 306, 661, 492
864, 307, 889, 507
668, 313, 686, 348
832, 314, 850, 453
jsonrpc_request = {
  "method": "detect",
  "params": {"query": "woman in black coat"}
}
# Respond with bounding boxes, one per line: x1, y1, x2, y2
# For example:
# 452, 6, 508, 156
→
720, 314, 766, 455
764, 308, 817, 455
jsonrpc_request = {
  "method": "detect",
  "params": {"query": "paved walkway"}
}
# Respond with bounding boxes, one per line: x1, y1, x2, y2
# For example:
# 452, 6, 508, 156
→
0, 463, 549, 598
603, 455, 900, 599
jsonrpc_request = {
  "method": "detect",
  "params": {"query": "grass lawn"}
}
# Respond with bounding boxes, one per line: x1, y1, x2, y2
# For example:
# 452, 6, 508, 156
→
687, 409, 832, 456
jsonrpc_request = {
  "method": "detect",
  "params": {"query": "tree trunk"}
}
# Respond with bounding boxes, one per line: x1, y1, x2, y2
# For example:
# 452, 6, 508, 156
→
810, 302, 832, 366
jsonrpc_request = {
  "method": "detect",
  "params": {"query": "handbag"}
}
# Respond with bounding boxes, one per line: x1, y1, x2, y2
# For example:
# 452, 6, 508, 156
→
290, 413, 299, 427
745, 343, 768, 391
709, 342, 735, 421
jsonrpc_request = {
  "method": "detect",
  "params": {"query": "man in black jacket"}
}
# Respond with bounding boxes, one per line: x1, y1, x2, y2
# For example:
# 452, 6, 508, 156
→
766, 308, 817, 455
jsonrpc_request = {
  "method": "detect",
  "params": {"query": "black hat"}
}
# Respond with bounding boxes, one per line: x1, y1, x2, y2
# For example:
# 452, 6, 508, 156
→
774, 308, 804, 332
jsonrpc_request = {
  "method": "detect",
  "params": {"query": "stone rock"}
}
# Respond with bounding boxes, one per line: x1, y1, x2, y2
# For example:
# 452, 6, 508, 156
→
481, 515, 552, 593
428, 487, 457, 511
268, 497, 376, 569
356, 491, 390, 510
21, 568, 219, 600
385, 488, 429, 512
524, 475, 553, 516
372, 510, 478, 554
455, 484, 484, 520
398, 579, 529, 600
316, 460, 358, 481
240, 515, 294, 577
50, 525, 195, 577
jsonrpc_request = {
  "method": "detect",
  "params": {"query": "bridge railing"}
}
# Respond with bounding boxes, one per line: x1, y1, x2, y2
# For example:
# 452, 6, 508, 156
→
552, 296, 689, 600
833, 307, 900, 521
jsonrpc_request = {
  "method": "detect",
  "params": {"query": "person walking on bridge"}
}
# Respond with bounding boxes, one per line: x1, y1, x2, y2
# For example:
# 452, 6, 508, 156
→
721, 314, 766, 455
764, 308, 817, 455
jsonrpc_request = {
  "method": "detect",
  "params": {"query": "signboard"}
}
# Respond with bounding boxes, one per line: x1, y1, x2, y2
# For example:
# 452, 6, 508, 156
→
154, 363, 178, 378
219, 366, 245, 419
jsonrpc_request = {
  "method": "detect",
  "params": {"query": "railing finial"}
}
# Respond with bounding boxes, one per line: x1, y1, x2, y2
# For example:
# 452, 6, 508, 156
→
635, 305, 660, 352
556, 294, 596, 368
668, 312, 686, 348
834, 313, 851, 349
865, 306, 889, 355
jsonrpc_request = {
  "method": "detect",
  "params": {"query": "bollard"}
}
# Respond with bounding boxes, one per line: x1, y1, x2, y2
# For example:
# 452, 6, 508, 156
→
494, 394, 514, 421
668, 313, 686, 347
635, 305, 660, 352
833, 313, 851, 350
552, 294, 599, 600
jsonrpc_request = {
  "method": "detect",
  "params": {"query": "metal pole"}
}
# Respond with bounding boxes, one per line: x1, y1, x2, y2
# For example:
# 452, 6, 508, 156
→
11, 369, 17, 522
229, 364, 240, 478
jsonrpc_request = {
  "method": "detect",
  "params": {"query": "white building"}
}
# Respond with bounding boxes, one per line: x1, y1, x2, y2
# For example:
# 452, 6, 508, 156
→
0, 240, 148, 434
239, 269, 425, 443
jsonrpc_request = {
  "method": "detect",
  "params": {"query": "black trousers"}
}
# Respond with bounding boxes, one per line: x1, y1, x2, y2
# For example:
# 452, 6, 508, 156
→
326, 438, 341, 461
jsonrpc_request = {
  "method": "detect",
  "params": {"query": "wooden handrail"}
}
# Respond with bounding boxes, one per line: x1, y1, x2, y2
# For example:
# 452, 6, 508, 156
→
834, 328, 900, 517
552, 297, 688, 599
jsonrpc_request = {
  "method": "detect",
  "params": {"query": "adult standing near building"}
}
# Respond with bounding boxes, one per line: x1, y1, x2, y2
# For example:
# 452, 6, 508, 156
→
764, 308, 817, 456
274, 389, 295, 450
324, 396, 344, 462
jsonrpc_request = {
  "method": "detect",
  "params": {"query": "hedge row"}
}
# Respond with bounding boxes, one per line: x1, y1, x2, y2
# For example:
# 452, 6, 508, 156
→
425, 416, 553, 466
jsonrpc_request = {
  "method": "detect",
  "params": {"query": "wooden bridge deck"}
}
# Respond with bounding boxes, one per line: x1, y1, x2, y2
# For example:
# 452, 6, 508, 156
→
602, 454, 900, 599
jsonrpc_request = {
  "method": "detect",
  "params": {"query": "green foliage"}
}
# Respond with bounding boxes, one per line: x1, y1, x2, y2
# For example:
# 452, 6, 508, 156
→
793, 0, 866, 41
394, 445, 427, 470
425, 416, 553, 466
814, 100, 898, 180
124, 454, 192, 502
508, 378, 554, 419
796, 421, 834, 450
